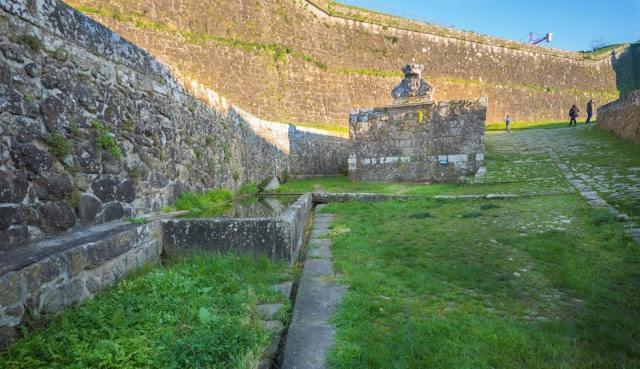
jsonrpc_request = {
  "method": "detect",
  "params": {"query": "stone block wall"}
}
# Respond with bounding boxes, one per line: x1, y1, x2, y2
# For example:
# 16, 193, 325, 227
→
597, 90, 640, 144
289, 127, 349, 177
349, 99, 486, 182
163, 194, 313, 264
0, 221, 163, 349
1, 0, 331, 249
65, 0, 621, 124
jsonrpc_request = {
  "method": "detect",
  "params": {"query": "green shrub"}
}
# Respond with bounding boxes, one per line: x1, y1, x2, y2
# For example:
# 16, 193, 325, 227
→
239, 182, 260, 196
18, 35, 43, 52
126, 217, 147, 225
46, 133, 71, 158
92, 120, 122, 160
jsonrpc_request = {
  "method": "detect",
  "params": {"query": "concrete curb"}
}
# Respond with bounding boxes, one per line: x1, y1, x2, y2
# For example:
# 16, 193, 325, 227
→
281, 207, 346, 369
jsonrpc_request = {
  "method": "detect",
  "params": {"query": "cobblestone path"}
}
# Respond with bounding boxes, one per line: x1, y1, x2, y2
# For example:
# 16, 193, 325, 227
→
485, 125, 640, 222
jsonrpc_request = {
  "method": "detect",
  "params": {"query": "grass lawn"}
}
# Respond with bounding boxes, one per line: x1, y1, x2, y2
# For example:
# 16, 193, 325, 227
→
1, 255, 290, 369
486, 120, 583, 131
323, 196, 640, 368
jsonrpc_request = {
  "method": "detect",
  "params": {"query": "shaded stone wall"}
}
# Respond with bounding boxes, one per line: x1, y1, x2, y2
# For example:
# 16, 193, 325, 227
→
349, 99, 486, 183
0, 0, 291, 248
65, 0, 620, 124
289, 126, 349, 177
597, 90, 640, 144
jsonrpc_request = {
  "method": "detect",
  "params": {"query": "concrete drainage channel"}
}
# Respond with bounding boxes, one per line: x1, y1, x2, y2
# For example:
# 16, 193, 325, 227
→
279, 206, 346, 369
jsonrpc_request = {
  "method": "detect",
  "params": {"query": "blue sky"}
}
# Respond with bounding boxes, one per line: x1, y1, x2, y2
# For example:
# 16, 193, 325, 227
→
338, 0, 640, 51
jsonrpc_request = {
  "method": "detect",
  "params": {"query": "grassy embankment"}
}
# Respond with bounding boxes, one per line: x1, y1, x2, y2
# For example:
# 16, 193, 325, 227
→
1, 255, 290, 369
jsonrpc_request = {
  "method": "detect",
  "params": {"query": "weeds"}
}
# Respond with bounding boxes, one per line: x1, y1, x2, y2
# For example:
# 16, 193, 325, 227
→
46, 133, 71, 158
1, 254, 289, 369
92, 120, 122, 160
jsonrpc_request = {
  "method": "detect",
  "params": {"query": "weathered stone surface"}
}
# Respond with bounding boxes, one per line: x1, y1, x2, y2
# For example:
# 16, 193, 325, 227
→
61, 0, 621, 127
0, 206, 18, 230
349, 98, 486, 183
257, 304, 284, 320
115, 179, 135, 203
40, 95, 66, 133
91, 178, 118, 203
0, 226, 29, 248
263, 176, 280, 192
598, 90, 640, 144
33, 173, 71, 201
38, 202, 76, 233
76, 194, 102, 225
281, 213, 346, 369
391, 63, 434, 104
12, 144, 53, 174
102, 202, 125, 222
39, 279, 87, 314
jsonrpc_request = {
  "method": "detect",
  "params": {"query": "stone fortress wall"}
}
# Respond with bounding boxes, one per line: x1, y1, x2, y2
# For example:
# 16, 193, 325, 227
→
597, 90, 640, 144
64, 0, 628, 125
0, 0, 347, 249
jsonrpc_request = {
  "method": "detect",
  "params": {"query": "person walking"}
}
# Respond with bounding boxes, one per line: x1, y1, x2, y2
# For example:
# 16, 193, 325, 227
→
505, 115, 512, 133
569, 104, 579, 127
585, 99, 594, 124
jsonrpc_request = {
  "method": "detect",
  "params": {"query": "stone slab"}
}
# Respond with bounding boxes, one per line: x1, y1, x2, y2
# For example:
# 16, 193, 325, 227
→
281, 214, 346, 369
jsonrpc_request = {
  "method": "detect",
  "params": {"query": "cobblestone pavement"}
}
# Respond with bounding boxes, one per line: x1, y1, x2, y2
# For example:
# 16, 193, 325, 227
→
484, 125, 640, 223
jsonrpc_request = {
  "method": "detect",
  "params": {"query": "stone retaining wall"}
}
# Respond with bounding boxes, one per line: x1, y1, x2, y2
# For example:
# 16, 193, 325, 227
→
162, 194, 313, 263
349, 99, 486, 182
597, 90, 640, 144
0, 0, 345, 249
0, 220, 162, 349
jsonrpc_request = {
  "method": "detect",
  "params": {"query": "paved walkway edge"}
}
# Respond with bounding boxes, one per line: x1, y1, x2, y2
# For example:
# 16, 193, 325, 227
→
546, 146, 640, 244
281, 206, 346, 369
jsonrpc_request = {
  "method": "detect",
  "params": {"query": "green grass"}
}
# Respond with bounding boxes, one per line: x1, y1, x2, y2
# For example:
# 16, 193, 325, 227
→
324, 196, 640, 368
1, 254, 290, 369
91, 120, 122, 160
292, 122, 349, 136
165, 189, 234, 217
486, 120, 578, 131
275, 174, 571, 197
46, 133, 71, 158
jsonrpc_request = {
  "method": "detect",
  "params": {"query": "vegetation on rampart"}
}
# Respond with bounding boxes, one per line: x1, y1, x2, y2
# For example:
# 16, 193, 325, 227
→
66, 1, 620, 103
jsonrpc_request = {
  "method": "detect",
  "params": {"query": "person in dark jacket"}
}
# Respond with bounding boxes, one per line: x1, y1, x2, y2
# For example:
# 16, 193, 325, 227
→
585, 99, 594, 124
569, 105, 579, 127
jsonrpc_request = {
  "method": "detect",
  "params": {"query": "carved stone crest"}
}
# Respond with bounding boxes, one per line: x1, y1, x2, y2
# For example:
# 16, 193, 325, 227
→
391, 64, 434, 104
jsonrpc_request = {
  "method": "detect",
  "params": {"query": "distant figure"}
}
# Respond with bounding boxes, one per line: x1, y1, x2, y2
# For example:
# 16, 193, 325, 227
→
585, 99, 594, 124
505, 115, 512, 132
569, 105, 579, 127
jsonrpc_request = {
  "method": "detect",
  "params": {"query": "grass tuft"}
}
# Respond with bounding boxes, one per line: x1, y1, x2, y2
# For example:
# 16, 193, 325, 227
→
1, 254, 289, 369
589, 208, 620, 226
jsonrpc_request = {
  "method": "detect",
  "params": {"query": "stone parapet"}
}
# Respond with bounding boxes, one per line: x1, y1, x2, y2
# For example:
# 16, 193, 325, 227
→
348, 99, 486, 182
